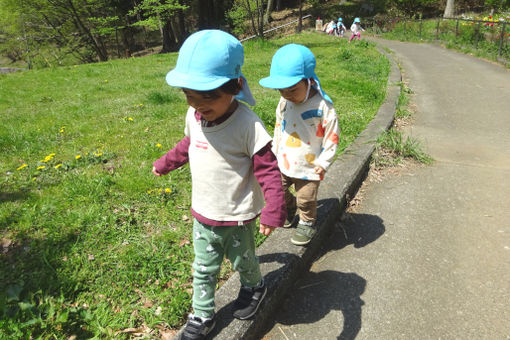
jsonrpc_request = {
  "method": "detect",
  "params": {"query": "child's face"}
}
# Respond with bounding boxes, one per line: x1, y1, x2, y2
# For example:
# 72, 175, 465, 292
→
278, 80, 308, 104
183, 89, 236, 121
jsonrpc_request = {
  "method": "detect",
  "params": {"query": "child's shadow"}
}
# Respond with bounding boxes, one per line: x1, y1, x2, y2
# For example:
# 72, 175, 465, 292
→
274, 270, 366, 340
261, 212, 385, 340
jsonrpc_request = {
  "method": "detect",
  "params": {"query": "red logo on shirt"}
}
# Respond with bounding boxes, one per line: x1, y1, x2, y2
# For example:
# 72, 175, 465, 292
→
195, 140, 209, 150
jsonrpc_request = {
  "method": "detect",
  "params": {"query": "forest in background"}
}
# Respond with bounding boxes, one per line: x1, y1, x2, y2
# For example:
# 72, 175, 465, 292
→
0, 0, 509, 69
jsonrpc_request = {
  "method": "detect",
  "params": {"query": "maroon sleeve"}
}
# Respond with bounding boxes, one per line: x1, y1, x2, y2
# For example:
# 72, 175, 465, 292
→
253, 142, 287, 228
153, 136, 190, 175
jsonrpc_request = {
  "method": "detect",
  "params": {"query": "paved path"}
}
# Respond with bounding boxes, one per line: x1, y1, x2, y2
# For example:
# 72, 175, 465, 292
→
261, 40, 510, 339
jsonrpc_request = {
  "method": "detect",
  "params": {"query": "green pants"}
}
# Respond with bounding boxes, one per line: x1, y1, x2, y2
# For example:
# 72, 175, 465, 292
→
191, 219, 262, 319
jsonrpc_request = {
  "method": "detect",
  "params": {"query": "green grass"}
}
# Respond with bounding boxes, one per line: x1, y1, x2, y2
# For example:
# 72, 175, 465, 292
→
373, 18, 510, 68
0, 31, 389, 338
373, 129, 434, 167
395, 81, 413, 119
372, 80, 433, 168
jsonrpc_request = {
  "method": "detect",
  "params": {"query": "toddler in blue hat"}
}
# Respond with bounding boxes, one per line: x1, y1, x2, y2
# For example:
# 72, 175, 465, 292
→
152, 29, 286, 340
349, 17, 365, 42
259, 44, 340, 246
337, 17, 347, 37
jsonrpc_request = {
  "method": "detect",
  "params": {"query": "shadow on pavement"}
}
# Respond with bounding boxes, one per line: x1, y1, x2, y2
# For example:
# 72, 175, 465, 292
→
261, 213, 385, 339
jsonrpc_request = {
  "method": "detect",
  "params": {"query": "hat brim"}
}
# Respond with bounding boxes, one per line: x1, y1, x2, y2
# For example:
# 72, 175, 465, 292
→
166, 69, 230, 91
259, 75, 302, 89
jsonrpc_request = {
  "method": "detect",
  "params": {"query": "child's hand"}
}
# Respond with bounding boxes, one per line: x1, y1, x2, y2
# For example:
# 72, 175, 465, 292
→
259, 224, 275, 236
314, 166, 326, 177
152, 166, 162, 176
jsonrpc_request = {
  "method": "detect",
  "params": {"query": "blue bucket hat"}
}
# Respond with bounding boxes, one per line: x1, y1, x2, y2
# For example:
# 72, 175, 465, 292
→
338, 17, 343, 22
354, 17, 361, 23
166, 29, 255, 105
259, 44, 332, 104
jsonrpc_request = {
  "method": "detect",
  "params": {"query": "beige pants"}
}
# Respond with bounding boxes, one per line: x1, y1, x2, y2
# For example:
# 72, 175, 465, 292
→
281, 174, 320, 224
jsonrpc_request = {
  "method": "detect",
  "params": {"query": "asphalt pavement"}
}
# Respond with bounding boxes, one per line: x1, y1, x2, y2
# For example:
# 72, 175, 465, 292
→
261, 39, 510, 339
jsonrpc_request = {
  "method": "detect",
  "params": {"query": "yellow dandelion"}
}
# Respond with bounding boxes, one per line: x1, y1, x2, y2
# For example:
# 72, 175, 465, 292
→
94, 152, 103, 157
37, 166, 46, 170
165, 188, 172, 193
156, 143, 162, 148
55, 163, 63, 169
128, 117, 133, 121
146, 189, 152, 194
75, 155, 81, 160
17, 164, 28, 171
139, 103, 144, 107
43, 154, 54, 162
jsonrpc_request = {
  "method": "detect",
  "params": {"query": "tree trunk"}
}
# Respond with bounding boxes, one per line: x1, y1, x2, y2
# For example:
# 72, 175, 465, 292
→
177, 8, 187, 44
245, 0, 257, 37
444, 0, 455, 18
276, 0, 281, 11
65, 0, 108, 61
264, 0, 274, 24
297, 0, 303, 33
256, 0, 264, 37
161, 20, 177, 53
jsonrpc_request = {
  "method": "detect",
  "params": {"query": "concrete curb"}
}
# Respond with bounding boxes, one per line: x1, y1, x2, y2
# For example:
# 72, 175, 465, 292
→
173, 43, 401, 340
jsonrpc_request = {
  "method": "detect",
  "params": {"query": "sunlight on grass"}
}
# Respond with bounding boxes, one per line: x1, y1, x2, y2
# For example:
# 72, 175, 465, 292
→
0, 31, 389, 338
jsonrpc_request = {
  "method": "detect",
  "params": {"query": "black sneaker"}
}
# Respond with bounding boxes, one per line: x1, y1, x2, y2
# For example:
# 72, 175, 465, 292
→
232, 280, 267, 320
181, 314, 215, 340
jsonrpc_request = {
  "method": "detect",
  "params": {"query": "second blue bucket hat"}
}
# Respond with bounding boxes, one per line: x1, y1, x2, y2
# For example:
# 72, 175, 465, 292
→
259, 44, 332, 103
166, 29, 255, 105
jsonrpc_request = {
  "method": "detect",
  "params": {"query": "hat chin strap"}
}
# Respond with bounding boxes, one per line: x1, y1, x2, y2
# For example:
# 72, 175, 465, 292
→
301, 78, 311, 103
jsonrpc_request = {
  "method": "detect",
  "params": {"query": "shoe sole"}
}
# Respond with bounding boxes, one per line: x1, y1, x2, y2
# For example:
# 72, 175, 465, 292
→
291, 238, 311, 246
234, 288, 267, 320
283, 216, 298, 228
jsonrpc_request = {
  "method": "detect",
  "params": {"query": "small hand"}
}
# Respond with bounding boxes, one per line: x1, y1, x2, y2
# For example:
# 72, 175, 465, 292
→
259, 224, 275, 236
314, 166, 326, 177
152, 166, 162, 176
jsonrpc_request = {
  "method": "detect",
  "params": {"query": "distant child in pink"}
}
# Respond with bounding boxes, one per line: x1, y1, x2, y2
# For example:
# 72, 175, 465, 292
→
349, 17, 365, 42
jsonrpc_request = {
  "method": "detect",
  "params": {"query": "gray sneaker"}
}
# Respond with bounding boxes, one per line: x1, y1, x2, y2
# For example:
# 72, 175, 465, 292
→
181, 314, 215, 340
291, 222, 316, 245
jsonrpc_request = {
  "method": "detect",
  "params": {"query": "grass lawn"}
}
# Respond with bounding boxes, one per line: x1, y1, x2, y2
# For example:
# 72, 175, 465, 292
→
0, 31, 389, 338
373, 18, 510, 68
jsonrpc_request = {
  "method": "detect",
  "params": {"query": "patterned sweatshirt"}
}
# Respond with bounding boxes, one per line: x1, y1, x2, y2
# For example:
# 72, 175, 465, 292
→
272, 93, 340, 181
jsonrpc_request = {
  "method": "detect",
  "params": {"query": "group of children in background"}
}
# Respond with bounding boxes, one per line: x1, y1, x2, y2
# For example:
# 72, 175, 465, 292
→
152, 29, 340, 339
324, 17, 365, 42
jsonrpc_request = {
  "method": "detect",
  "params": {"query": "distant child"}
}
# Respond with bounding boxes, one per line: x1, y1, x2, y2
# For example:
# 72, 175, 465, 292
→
337, 17, 347, 37
259, 44, 340, 246
153, 30, 286, 340
323, 19, 336, 35
349, 17, 365, 42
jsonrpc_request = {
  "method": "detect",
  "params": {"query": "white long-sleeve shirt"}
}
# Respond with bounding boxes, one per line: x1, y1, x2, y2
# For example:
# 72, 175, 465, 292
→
351, 23, 364, 34
272, 93, 340, 181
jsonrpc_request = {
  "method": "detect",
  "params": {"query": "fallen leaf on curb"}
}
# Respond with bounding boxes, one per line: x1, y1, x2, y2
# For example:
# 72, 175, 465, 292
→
155, 324, 177, 340
115, 323, 152, 336
179, 239, 190, 247
142, 300, 154, 308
